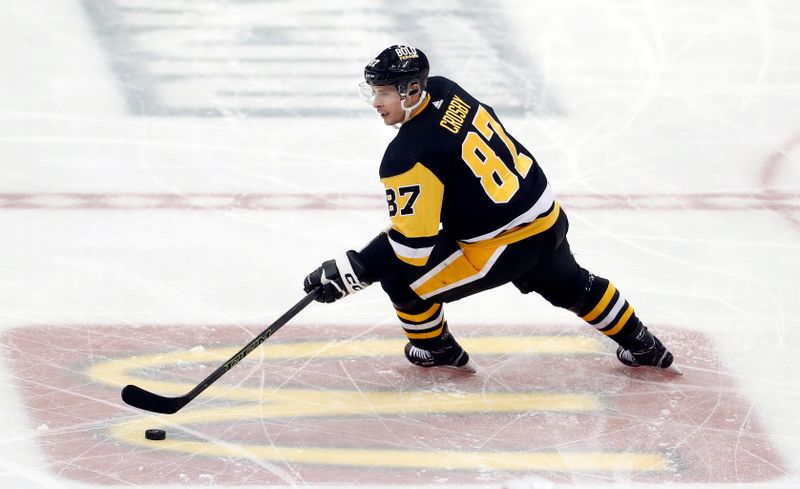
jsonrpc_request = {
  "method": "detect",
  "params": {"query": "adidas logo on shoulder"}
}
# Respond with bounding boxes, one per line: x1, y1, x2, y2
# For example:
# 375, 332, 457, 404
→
432, 99, 443, 109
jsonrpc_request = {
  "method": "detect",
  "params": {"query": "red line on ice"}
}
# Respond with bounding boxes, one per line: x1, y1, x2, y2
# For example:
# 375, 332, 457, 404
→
0, 191, 797, 211
759, 131, 800, 230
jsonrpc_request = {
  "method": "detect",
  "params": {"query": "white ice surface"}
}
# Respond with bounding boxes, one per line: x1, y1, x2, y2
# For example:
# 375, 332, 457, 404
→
1, 0, 799, 488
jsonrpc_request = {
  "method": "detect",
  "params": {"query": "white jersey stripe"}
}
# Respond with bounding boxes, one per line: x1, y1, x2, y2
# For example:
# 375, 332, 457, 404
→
461, 184, 554, 243
387, 236, 435, 260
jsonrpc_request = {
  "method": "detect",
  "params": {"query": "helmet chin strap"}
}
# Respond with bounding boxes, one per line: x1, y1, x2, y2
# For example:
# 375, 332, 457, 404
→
392, 90, 428, 129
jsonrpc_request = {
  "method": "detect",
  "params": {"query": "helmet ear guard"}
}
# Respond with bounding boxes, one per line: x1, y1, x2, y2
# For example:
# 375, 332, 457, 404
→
399, 80, 422, 99
398, 86, 427, 125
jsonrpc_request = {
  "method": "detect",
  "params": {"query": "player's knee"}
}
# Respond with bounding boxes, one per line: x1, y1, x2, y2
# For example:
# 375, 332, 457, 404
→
512, 272, 537, 295
538, 267, 593, 310
566, 272, 610, 315
377, 273, 423, 309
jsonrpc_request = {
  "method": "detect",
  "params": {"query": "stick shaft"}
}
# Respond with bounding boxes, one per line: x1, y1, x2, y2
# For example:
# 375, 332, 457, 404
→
187, 289, 319, 399
121, 289, 318, 413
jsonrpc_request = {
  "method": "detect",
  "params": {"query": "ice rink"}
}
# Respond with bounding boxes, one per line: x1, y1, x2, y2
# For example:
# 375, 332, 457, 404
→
1, 0, 799, 487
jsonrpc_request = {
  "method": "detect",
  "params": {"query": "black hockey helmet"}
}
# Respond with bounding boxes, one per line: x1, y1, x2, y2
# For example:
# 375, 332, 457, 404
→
363, 45, 429, 98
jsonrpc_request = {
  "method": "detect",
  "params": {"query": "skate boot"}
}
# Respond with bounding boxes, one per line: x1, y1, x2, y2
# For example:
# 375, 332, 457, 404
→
616, 324, 682, 375
404, 337, 477, 373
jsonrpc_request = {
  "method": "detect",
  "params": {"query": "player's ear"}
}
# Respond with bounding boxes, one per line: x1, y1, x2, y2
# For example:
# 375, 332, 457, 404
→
407, 81, 421, 98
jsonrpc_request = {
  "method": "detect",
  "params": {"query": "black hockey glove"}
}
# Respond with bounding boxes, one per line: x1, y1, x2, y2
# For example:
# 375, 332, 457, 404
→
303, 250, 372, 303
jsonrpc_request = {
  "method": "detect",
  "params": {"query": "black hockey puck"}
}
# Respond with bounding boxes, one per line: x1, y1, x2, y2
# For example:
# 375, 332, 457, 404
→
144, 429, 166, 440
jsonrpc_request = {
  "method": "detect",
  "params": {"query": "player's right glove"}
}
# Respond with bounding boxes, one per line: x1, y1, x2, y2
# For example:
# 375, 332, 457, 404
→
303, 250, 372, 303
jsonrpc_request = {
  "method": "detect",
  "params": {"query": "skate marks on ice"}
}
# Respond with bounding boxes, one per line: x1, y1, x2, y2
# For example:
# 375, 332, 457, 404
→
0, 323, 786, 486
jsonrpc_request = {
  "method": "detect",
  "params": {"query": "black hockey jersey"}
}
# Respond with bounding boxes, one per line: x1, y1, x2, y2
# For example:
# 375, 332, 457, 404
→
379, 76, 556, 267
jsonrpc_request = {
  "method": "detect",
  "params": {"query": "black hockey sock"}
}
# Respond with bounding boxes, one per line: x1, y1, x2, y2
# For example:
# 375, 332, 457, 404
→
570, 274, 640, 343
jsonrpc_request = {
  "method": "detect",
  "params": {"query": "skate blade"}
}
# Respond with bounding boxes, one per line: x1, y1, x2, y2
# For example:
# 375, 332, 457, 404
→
622, 357, 683, 375
443, 359, 477, 374
663, 363, 683, 375
460, 359, 478, 373
640, 363, 683, 375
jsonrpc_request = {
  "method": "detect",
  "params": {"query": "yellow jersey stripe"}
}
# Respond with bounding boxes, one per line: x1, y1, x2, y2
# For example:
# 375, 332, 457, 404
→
582, 284, 617, 322
461, 184, 555, 243
412, 246, 504, 299
460, 202, 560, 250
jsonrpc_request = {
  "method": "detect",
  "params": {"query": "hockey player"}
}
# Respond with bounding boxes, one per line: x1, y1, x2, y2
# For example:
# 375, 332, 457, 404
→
303, 45, 680, 375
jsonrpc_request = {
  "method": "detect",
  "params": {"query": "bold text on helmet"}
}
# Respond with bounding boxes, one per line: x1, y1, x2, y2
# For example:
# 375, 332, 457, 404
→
394, 46, 418, 61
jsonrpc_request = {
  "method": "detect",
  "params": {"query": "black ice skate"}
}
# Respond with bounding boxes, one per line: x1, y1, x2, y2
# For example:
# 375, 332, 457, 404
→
404, 341, 477, 373
616, 326, 682, 375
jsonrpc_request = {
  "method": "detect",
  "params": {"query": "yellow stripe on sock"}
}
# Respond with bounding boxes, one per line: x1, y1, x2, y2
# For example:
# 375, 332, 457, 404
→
581, 284, 617, 323
404, 324, 444, 340
603, 305, 633, 336
396, 303, 441, 323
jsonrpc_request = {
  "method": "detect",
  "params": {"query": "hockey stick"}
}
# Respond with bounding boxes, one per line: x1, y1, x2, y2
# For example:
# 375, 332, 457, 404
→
121, 289, 319, 414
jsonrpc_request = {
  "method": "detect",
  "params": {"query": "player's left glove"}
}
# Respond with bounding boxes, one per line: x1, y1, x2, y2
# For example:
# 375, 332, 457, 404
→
303, 250, 372, 303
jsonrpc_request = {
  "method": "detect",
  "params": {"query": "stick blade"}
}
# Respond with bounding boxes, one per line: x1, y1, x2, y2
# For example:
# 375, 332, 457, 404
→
121, 384, 189, 414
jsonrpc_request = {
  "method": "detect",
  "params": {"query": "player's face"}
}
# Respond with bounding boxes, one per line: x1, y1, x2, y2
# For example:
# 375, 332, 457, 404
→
369, 85, 404, 125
